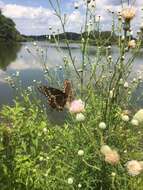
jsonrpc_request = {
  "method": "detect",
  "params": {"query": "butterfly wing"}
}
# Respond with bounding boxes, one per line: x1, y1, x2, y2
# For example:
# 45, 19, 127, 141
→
63, 80, 74, 103
38, 86, 67, 110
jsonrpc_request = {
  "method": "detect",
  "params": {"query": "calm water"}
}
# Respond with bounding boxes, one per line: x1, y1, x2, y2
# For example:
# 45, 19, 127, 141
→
0, 42, 143, 109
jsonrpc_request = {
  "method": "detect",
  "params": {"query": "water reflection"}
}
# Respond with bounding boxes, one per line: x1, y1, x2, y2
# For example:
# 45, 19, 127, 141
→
0, 43, 21, 71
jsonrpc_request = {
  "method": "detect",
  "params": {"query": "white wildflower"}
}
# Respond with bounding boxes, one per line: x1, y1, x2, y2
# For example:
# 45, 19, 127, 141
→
49, 26, 52, 30
78, 183, 82, 188
100, 145, 112, 155
133, 109, 143, 123
131, 119, 139, 126
109, 90, 114, 98
16, 71, 20, 77
119, 78, 124, 85
67, 178, 73, 185
124, 82, 129, 88
39, 156, 44, 161
76, 113, 85, 122
121, 7, 136, 21
126, 160, 143, 176
111, 172, 116, 177
27, 86, 32, 92
78, 150, 84, 156
121, 114, 129, 122
132, 78, 136, 83
108, 55, 112, 61
43, 128, 47, 133
140, 23, 143, 31
128, 40, 136, 49
33, 42, 37, 46
99, 122, 106, 129
138, 76, 142, 81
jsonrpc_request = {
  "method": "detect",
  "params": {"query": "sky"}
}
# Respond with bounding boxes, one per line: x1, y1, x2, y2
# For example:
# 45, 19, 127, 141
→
0, 0, 143, 35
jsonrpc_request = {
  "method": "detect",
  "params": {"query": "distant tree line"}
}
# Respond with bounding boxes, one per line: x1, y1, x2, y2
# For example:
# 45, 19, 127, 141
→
23, 31, 117, 45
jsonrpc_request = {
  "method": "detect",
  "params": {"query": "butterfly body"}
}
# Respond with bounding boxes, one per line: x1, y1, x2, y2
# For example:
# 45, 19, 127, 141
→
38, 80, 73, 111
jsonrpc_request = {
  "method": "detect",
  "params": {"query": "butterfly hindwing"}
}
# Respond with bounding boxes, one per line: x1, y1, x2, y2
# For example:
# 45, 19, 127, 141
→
38, 86, 67, 110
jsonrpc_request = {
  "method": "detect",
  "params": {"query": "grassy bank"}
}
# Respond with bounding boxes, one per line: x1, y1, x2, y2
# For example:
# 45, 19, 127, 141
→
0, 90, 143, 189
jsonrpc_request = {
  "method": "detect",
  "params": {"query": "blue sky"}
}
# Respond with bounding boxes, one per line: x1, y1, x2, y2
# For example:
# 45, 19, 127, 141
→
0, 0, 143, 35
2, 0, 49, 7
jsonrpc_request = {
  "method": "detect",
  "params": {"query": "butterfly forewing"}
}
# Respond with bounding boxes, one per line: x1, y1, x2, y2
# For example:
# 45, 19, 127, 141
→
63, 80, 74, 103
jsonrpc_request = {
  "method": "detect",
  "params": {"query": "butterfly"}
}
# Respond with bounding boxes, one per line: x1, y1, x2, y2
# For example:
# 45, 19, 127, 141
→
38, 80, 73, 111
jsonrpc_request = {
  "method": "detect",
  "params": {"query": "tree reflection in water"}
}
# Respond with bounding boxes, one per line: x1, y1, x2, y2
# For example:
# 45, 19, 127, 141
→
0, 43, 21, 71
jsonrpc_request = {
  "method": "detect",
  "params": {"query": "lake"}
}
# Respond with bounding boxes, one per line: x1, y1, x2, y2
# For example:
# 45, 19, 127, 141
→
0, 42, 143, 109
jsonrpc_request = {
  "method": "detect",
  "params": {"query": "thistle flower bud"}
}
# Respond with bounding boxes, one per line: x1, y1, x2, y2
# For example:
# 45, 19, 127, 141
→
76, 113, 85, 122
108, 55, 112, 61
133, 109, 143, 123
126, 160, 143, 176
78, 183, 82, 188
78, 150, 84, 156
128, 40, 136, 49
109, 90, 114, 98
99, 122, 106, 129
111, 172, 116, 177
140, 23, 143, 31
138, 76, 142, 81
33, 42, 37, 46
119, 78, 124, 85
121, 114, 129, 122
131, 119, 139, 126
107, 45, 111, 49
121, 7, 136, 21
49, 26, 52, 30
124, 82, 129, 88
121, 55, 125, 60
74, 2, 79, 9
67, 178, 73, 185
132, 78, 137, 83
118, 15, 122, 20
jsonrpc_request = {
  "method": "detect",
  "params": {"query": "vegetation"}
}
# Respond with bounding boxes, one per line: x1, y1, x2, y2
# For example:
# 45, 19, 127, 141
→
23, 31, 117, 45
0, 92, 143, 190
0, 10, 22, 42
23, 32, 81, 42
0, 0, 143, 190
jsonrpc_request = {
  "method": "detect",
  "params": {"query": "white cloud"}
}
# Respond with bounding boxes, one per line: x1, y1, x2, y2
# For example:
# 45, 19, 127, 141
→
1, 2, 58, 35
68, 11, 82, 23
1, 1, 83, 35
66, 10, 83, 31
3, 4, 53, 19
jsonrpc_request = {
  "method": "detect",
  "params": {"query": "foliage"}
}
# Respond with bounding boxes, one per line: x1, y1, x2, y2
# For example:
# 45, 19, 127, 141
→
0, 11, 22, 41
0, 93, 143, 190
